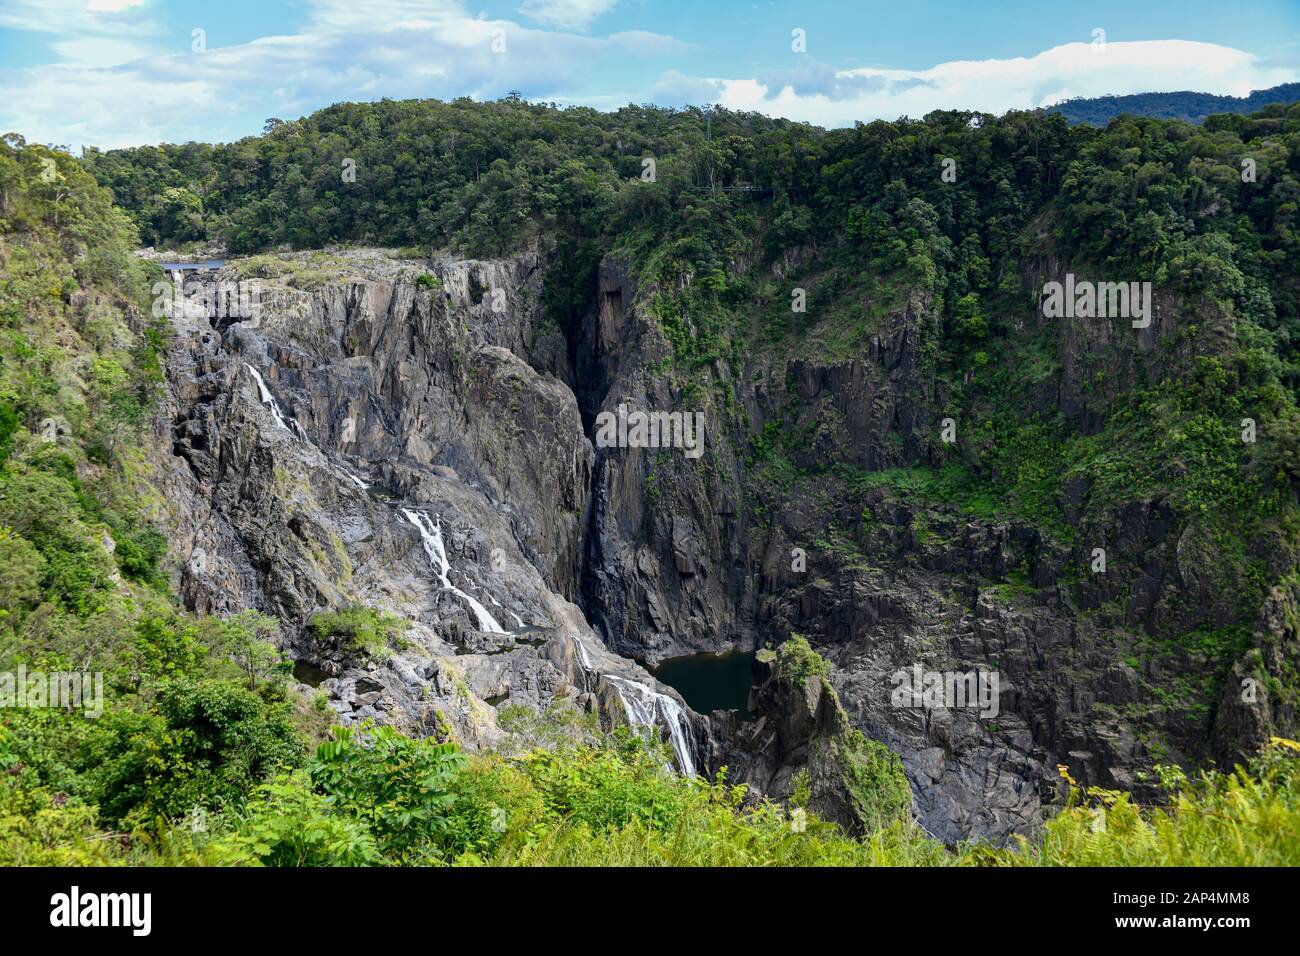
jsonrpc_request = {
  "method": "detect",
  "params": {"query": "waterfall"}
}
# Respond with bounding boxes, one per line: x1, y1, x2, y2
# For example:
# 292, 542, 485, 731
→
570, 640, 697, 779
243, 363, 308, 441
484, 591, 525, 628
242, 364, 372, 491
401, 508, 505, 634
603, 673, 697, 777
238, 362, 505, 634
574, 634, 595, 671
236, 362, 695, 777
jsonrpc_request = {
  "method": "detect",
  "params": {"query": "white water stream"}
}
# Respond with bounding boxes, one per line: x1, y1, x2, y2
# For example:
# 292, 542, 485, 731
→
602, 674, 697, 776
401, 508, 506, 634
243, 363, 309, 441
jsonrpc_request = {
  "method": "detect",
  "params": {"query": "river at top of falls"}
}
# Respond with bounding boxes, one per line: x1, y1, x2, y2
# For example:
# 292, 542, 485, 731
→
401, 508, 506, 634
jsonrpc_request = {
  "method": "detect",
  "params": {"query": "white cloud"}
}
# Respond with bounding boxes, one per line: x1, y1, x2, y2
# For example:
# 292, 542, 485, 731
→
304, 0, 468, 32
86, 0, 145, 11
3, 10, 1295, 153
605, 31, 688, 56
0, 4, 684, 149
650, 69, 724, 107
704, 40, 1298, 127
0, 0, 85, 30
1, 0, 166, 67
518, 0, 618, 32
1, 0, 158, 34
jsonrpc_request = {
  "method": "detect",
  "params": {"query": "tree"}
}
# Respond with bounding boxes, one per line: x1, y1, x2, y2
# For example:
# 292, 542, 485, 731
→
0, 527, 45, 623
212, 610, 288, 690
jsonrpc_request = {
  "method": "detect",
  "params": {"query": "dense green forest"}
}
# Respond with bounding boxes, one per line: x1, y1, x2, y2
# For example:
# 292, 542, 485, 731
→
84, 96, 1300, 352
2, 93, 1300, 865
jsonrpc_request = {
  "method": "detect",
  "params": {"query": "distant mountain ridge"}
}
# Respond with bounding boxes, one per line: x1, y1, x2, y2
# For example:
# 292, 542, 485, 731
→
1047, 82, 1300, 125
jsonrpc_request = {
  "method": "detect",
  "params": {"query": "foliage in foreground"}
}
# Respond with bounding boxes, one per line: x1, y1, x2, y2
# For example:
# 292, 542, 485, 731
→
998, 741, 1300, 867
5, 701, 1299, 867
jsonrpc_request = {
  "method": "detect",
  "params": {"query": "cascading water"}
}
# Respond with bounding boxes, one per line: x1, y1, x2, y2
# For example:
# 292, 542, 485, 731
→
574, 638, 593, 673
401, 508, 506, 634
237, 360, 694, 777
484, 591, 525, 628
566, 631, 694, 776
603, 673, 697, 777
241, 362, 506, 635
243, 363, 308, 441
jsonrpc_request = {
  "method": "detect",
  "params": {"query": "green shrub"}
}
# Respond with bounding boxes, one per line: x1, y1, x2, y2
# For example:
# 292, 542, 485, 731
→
0, 526, 45, 619
209, 610, 289, 690
309, 723, 465, 863
308, 605, 406, 658
775, 634, 830, 687
518, 731, 690, 834
112, 526, 167, 586
836, 728, 914, 833
0, 783, 124, 866
991, 740, 1300, 867
88, 679, 304, 828
0, 469, 113, 609
207, 772, 380, 866
0, 402, 18, 462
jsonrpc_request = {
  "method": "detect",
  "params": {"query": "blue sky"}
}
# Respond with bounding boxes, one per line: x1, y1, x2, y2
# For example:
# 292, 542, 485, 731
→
2, 0, 1298, 149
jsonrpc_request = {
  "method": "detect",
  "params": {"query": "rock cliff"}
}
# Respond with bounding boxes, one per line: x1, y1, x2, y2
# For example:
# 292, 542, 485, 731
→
150, 246, 1298, 846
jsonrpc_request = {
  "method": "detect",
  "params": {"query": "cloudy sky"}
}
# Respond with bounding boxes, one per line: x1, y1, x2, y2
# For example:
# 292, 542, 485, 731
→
2, 0, 1298, 150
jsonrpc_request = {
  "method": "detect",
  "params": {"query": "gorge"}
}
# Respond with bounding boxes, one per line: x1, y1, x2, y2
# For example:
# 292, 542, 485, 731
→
3, 95, 1299, 867
153, 224, 1295, 844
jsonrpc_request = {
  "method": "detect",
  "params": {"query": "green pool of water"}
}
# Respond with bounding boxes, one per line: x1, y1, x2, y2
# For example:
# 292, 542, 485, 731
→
653, 650, 756, 720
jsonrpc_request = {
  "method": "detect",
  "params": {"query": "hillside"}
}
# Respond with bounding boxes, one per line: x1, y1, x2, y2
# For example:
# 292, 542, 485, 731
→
1047, 82, 1300, 125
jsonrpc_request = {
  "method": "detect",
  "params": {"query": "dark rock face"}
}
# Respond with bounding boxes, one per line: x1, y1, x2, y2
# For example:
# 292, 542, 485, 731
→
560, 253, 1296, 845
151, 247, 1297, 847
1212, 585, 1300, 768
565, 258, 1056, 841
153, 250, 697, 756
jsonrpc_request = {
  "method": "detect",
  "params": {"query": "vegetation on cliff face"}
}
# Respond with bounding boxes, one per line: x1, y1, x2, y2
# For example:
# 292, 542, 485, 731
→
88, 100, 1300, 528
0, 135, 194, 678
773, 634, 830, 687
0, 134, 309, 855
308, 605, 408, 660
767, 635, 914, 835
